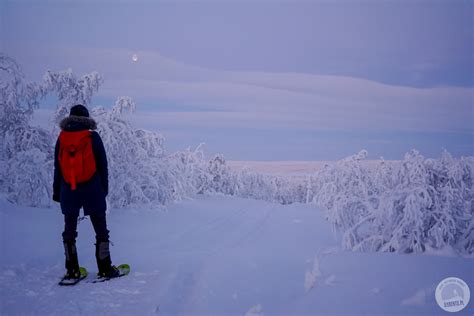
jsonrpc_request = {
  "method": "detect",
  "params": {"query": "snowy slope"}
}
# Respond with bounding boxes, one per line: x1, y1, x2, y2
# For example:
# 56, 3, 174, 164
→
0, 194, 472, 315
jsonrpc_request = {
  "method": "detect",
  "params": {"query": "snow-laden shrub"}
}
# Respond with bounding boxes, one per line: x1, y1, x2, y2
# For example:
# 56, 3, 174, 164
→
0, 54, 46, 135
164, 145, 208, 199
5, 148, 52, 206
90, 98, 211, 208
309, 150, 473, 255
208, 161, 305, 205
1, 125, 54, 205
2, 124, 52, 160
43, 68, 103, 129
310, 150, 374, 232
206, 155, 236, 195
92, 98, 164, 207
424, 152, 473, 253
0, 55, 52, 205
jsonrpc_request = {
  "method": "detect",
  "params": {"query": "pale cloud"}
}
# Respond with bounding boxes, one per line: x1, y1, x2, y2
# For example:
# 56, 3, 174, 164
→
91, 48, 473, 134
13, 44, 474, 135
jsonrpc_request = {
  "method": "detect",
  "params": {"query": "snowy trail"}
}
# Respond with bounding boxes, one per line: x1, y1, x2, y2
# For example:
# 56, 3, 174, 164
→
1, 195, 473, 315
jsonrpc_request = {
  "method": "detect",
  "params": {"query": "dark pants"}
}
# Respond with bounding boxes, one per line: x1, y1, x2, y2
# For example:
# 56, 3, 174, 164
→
63, 214, 110, 242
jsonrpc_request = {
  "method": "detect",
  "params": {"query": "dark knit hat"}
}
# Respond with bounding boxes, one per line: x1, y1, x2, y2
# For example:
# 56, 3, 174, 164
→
70, 104, 90, 117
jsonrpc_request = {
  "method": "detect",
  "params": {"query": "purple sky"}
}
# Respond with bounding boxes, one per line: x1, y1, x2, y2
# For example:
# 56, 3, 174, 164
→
2, 0, 473, 160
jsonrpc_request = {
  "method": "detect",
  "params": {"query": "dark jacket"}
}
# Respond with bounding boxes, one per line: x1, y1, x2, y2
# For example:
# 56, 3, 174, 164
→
53, 116, 109, 216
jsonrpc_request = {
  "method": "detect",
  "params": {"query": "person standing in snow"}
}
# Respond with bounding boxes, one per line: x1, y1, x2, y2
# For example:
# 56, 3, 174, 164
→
53, 104, 120, 280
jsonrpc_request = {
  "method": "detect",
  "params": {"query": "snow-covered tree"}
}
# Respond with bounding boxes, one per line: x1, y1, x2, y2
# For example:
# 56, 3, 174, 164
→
0, 54, 46, 135
0, 55, 51, 205
206, 155, 236, 195
424, 152, 473, 253
90, 98, 211, 208
5, 148, 52, 206
309, 149, 473, 255
90, 98, 164, 207
43, 68, 103, 128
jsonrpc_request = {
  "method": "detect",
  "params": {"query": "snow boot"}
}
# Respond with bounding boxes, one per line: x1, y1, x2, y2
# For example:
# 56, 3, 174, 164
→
63, 240, 80, 279
95, 240, 120, 278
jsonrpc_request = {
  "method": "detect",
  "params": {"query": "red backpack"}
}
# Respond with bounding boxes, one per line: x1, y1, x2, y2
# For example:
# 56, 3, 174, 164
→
58, 130, 97, 190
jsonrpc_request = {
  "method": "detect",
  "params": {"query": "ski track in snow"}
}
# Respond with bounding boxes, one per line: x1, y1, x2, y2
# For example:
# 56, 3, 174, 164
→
1, 195, 473, 315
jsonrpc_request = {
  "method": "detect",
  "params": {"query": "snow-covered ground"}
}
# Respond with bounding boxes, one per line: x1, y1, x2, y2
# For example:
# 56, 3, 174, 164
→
227, 160, 330, 181
227, 160, 399, 180
1, 194, 472, 315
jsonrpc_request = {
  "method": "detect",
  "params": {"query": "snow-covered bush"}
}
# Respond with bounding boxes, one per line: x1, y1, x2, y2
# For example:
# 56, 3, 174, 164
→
206, 154, 236, 195
0, 55, 52, 205
92, 98, 163, 207
424, 152, 473, 253
212, 167, 304, 205
43, 68, 103, 128
90, 98, 211, 208
5, 148, 52, 206
309, 150, 473, 255
0, 54, 46, 135
164, 145, 209, 199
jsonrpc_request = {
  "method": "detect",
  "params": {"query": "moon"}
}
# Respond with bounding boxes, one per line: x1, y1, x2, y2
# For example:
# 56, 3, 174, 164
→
132, 54, 138, 62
